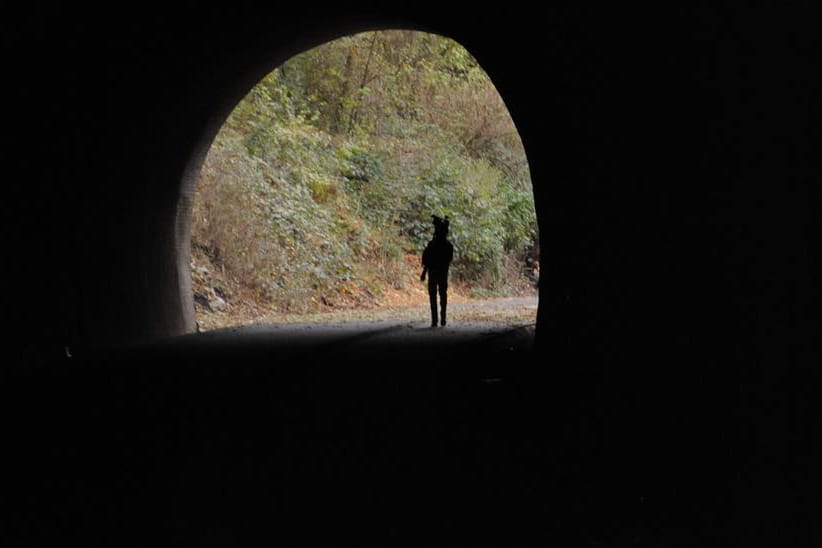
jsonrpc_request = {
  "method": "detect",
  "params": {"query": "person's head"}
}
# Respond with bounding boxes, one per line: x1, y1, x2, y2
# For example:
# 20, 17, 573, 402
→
432, 215, 449, 238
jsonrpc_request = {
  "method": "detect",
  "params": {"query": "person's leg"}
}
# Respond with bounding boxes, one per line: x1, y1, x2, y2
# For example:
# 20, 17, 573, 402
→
427, 279, 438, 327
438, 278, 448, 326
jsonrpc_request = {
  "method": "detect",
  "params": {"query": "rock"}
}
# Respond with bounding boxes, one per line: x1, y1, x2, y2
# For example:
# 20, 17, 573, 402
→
209, 295, 227, 312
193, 292, 211, 311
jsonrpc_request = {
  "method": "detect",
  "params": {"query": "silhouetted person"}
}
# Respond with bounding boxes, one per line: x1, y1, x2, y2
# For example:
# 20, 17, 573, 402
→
420, 215, 454, 327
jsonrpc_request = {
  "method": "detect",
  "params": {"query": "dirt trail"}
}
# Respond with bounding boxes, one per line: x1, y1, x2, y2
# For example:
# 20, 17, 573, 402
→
193, 248, 539, 332
182, 295, 538, 358
198, 295, 538, 332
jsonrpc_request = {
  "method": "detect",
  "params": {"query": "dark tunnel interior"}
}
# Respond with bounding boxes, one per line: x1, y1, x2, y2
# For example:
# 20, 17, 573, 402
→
3, 5, 822, 546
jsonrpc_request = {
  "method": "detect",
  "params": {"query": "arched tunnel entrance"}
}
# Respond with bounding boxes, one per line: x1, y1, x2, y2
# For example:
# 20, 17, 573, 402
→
180, 29, 540, 349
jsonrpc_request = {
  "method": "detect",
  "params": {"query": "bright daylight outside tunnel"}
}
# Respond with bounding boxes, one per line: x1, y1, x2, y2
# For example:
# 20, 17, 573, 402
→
190, 30, 539, 333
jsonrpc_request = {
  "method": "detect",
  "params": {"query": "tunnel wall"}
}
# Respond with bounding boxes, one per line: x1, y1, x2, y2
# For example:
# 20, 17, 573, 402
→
5, 4, 821, 374
4, 5, 822, 544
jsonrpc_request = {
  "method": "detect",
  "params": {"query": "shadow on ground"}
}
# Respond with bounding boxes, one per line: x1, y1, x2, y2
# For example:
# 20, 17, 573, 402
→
2, 322, 809, 546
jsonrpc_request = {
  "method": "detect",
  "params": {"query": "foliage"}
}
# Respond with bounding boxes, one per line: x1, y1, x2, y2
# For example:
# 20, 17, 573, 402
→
192, 30, 537, 316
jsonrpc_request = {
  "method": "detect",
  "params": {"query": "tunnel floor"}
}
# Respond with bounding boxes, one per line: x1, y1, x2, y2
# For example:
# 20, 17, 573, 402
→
3, 321, 794, 546
158, 319, 537, 358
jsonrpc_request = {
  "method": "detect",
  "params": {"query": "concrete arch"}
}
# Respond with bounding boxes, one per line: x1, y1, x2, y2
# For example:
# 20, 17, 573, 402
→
6, 5, 822, 546
180, 27, 539, 332
14, 5, 820, 368
20, 9, 565, 359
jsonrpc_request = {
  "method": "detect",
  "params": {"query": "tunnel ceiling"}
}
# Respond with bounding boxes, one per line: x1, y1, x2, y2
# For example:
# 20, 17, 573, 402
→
4, 4, 820, 369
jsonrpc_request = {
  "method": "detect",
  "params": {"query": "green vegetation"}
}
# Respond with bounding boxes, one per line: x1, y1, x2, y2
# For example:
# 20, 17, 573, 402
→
192, 30, 537, 321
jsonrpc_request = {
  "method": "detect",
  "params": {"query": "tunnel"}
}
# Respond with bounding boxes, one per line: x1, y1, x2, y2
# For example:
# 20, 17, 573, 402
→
4, 4, 822, 546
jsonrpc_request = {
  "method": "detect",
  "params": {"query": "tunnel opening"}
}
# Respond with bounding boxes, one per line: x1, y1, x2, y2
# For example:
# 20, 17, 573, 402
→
180, 29, 540, 346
